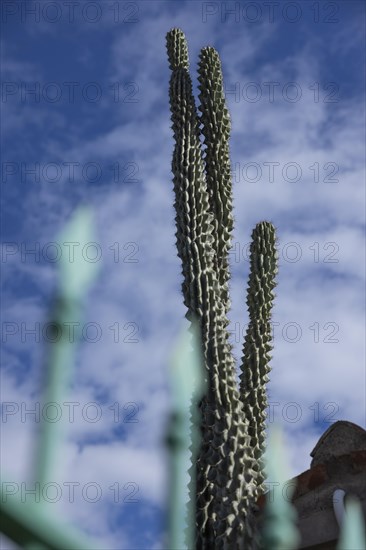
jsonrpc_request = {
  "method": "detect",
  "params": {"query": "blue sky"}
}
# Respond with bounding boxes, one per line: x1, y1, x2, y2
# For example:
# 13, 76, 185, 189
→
1, 1, 365, 548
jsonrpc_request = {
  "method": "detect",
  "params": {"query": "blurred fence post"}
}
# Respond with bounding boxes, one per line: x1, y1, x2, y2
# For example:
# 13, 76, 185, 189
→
337, 495, 366, 549
166, 316, 207, 550
260, 423, 300, 549
34, 206, 100, 497
0, 206, 100, 549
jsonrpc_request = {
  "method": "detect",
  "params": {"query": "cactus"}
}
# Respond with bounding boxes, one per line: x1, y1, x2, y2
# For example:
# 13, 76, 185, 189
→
166, 28, 278, 548
239, 222, 278, 501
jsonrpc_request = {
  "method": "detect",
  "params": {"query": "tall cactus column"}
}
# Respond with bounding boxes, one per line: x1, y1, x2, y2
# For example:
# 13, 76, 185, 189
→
166, 28, 278, 549
239, 222, 279, 502
197, 45, 234, 316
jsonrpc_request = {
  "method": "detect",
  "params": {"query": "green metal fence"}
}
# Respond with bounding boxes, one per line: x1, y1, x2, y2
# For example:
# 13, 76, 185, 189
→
0, 207, 100, 549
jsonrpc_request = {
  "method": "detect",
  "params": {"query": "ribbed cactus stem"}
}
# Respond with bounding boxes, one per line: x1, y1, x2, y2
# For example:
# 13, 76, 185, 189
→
167, 28, 259, 550
197, 46, 234, 316
167, 43, 221, 546
239, 221, 278, 500
166, 27, 189, 71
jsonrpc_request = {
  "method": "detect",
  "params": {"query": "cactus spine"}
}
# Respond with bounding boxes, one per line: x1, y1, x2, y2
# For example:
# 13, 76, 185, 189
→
166, 28, 278, 549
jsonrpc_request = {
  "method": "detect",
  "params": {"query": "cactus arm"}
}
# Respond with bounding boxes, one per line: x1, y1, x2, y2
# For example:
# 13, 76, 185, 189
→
197, 46, 234, 316
196, 45, 263, 549
166, 27, 189, 71
239, 221, 278, 500
166, 29, 215, 329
